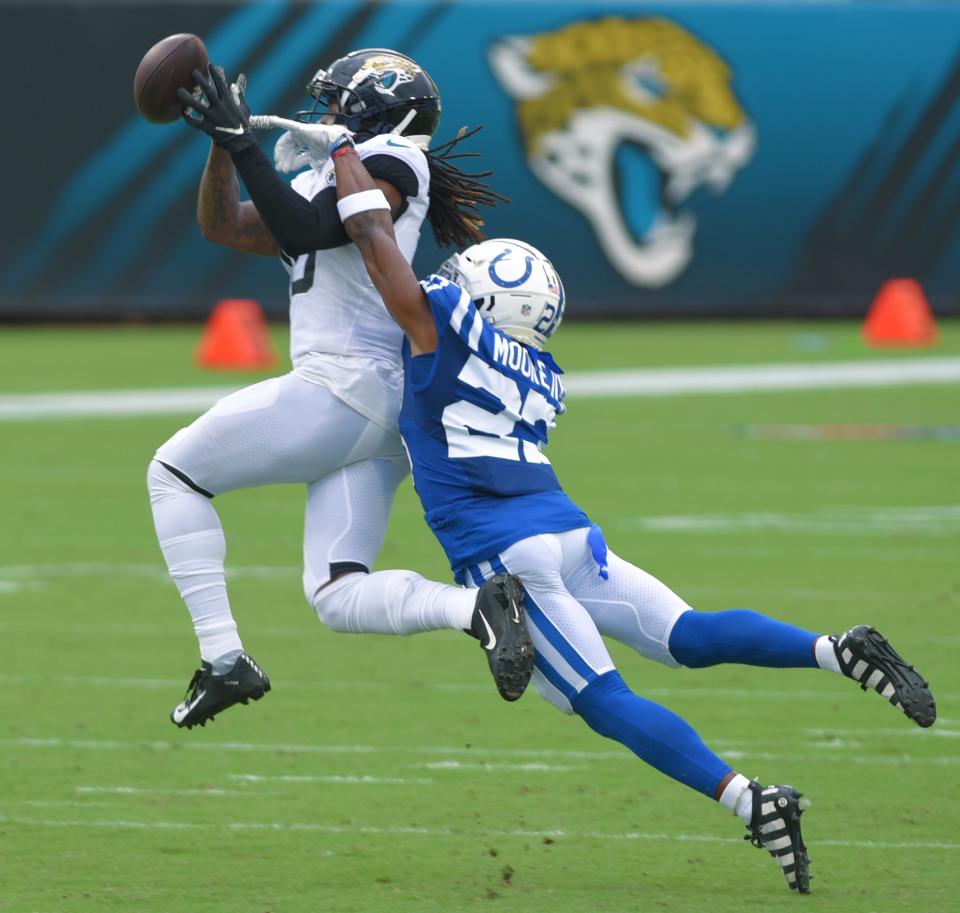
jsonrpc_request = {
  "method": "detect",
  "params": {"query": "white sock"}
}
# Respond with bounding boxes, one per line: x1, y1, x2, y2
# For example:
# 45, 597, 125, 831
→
148, 460, 243, 664
814, 635, 842, 674
159, 529, 243, 663
718, 773, 754, 823
312, 570, 475, 635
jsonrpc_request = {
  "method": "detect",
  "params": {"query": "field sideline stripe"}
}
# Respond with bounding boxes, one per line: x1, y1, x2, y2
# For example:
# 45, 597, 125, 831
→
0, 813, 955, 850
2, 357, 959, 419
567, 357, 960, 397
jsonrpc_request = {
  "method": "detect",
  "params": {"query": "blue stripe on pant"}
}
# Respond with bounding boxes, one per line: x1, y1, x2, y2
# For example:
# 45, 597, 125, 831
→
489, 556, 601, 701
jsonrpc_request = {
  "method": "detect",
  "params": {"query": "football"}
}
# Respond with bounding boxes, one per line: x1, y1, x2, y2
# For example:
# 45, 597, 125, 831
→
133, 33, 209, 124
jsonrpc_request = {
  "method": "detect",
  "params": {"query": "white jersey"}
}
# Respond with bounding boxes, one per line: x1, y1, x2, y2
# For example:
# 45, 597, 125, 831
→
281, 133, 430, 429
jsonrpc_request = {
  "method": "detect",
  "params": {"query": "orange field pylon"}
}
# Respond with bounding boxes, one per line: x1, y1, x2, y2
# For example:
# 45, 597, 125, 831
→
196, 298, 279, 369
862, 279, 938, 347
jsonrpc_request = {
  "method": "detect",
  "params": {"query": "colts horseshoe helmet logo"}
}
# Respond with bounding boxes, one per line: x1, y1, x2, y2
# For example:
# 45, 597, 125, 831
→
488, 248, 534, 288
490, 16, 755, 288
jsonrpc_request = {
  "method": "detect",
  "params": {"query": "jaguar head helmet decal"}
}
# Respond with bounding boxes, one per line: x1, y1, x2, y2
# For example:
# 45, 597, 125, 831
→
490, 17, 755, 287
354, 53, 420, 97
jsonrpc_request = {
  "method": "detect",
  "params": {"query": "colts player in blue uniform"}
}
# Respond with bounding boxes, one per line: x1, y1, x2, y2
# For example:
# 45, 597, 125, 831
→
325, 134, 937, 893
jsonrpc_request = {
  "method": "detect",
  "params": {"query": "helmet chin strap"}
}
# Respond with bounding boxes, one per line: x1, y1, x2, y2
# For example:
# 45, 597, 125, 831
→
391, 108, 417, 136
391, 109, 431, 149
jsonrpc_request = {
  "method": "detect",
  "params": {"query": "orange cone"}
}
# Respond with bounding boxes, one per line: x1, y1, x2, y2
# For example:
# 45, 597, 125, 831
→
196, 299, 279, 369
863, 279, 938, 347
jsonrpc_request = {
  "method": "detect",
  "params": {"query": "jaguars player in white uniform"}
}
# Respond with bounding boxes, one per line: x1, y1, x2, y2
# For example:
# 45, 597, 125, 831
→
150, 51, 531, 730
328, 136, 938, 893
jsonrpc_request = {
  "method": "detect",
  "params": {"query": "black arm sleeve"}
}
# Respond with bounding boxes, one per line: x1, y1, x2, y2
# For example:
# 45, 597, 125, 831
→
229, 144, 420, 257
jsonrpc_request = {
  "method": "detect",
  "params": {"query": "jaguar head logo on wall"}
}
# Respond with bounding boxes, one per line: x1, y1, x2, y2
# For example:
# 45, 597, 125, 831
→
490, 16, 755, 287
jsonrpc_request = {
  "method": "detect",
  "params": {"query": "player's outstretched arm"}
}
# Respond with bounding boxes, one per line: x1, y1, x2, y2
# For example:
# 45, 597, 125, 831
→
331, 137, 438, 355
181, 64, 405, 259
197, 145, 279, 256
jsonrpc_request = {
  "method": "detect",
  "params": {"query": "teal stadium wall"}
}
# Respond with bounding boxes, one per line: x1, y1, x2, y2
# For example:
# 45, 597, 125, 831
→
3, 0, 960, 319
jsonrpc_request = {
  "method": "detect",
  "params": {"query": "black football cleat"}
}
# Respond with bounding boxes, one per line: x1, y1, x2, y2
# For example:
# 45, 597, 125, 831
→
744, 782, 812, 893
170, 653, 271, 729
466, 574, 534, 702
833, 625, 936, 727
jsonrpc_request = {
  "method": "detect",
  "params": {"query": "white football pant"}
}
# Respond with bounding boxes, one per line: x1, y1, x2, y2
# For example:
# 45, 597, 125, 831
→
148, 373, 474, 663
462, 527, 692, 712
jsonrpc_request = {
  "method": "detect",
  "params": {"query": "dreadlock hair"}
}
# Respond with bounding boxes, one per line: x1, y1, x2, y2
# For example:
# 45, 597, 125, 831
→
424, 126, 510, 251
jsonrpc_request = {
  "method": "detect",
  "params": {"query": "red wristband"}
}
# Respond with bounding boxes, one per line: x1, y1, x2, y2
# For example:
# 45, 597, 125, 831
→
331, 145, 358, 160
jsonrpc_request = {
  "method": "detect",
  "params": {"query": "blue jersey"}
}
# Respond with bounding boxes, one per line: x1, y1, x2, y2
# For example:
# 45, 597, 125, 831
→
400, 275, 590, 578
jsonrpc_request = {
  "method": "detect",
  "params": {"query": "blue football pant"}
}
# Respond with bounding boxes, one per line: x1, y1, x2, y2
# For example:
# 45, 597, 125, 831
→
463, 528, 819, 798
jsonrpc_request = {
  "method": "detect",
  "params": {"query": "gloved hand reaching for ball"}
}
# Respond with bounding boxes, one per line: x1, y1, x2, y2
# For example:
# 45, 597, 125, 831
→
178, 66, 255, 153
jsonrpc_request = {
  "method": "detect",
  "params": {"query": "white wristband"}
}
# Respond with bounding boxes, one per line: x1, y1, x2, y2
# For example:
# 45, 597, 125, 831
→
337, 189, 391, 221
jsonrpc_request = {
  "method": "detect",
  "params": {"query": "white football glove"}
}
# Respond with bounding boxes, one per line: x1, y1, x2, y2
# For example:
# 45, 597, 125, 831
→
249, 115, 352, 174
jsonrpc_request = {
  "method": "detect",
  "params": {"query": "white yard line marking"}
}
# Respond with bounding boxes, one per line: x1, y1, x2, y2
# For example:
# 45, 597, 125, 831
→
0, 562, 295, 581
2, 357, 958, 421
5, 736, 954, 771
3, 562, 955, 607
615, 505, 960, 536
0, 386, 239, 420
719, 749, 959, 766
4, 736, 955, 763
640, 686, 956, 702
227, 773, 433, 785
7, 800, 121, 809
0, 675, 954, 704
682, 584, 948, 601
663, 542, 959, 562
76, 786, 240, 797
0, 675, 184, 688
0, 737, 626, 760
0, 813, 955, 850
804, 727, 959, 739
0, 624, 322, 642
421, 761, 579, 772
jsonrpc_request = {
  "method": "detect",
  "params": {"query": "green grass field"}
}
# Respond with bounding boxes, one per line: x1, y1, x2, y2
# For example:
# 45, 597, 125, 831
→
2, 322, 958, 913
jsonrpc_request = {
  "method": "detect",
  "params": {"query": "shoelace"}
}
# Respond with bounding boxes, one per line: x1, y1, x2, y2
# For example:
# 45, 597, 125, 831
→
182, 667, 204, 700
743, 778, 764, 848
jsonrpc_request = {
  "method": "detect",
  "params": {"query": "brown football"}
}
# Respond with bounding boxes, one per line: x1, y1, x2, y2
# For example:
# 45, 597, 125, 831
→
134, 33, 209, 124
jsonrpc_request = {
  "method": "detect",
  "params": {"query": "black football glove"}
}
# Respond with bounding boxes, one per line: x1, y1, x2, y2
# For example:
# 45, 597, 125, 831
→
178, 65, 255, 153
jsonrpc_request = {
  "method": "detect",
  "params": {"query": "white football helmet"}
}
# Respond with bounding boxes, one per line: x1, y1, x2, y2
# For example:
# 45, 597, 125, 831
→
437, 238, 565, 350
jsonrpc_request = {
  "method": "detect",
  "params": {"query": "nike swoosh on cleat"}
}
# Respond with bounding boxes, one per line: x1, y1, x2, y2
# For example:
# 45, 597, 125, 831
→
476, 610, 496, 651
172, 689, 206, 722
215, 125, 246, 135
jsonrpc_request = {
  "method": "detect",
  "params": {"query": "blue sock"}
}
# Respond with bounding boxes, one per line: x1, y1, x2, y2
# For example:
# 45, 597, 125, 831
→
669, 609, 820, 669
572, 670, 731, 798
